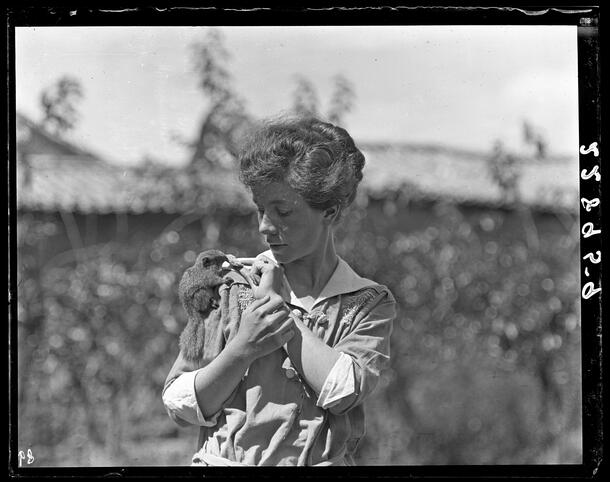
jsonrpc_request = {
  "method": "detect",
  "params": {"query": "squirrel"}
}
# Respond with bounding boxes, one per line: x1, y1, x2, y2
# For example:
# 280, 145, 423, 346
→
177, 249, 233, 362
178, 249, 297, 363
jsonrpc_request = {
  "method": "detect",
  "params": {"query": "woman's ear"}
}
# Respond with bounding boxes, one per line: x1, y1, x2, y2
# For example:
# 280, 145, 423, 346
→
323, 205, 341, 224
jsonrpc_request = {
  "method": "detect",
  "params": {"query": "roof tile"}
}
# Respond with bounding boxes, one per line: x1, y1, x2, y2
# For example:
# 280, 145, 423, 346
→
15, 117, 578, 214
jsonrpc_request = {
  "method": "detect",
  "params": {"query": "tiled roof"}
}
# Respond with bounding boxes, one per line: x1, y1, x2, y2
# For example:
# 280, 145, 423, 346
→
16, 155, 251, 214
15, 115, 578, 214
15, 113, 252, 214
16, 113, 101, 160
17, 155, 132, 213
359, 143, 578, 213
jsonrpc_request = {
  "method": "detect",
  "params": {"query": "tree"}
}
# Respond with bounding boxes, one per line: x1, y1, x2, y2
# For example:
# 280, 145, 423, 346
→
292, 75, 320, 118
482, 122, 580, 452
188, 28, 250, 168
487, 120, 549, 206
40, 76, 83, 136
327, 74, 355, 125
185, 29, 358, 170
523, 120, 547, 160
487, 140, 520, 204
291, 73, 356, 126
486, 120, 556, 251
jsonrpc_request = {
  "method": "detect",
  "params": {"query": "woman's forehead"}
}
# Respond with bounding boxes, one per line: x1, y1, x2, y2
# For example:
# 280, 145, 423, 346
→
251, 181, 302, 205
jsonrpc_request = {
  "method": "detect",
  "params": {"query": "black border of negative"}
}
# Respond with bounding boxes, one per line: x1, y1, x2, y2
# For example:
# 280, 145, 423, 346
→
5, 3, 605, 480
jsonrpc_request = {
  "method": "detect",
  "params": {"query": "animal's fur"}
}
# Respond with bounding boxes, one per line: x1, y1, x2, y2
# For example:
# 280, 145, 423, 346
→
178, 249, 230, 362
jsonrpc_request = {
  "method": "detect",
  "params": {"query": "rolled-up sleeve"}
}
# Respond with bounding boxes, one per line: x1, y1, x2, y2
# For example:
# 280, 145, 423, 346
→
162, 370, 223, 427
325, 289, 395, 415
163, 349, 224, 427
316, 352, 356, 409
162, 282, 237, 428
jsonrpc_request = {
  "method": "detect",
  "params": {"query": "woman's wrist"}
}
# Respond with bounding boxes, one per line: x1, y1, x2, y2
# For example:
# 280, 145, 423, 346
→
223, 337, 258, 367
193, 337, 254, 418
284, 314, 342, 394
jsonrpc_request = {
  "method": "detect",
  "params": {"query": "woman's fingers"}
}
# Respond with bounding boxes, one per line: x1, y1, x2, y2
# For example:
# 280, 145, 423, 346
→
240, 258, 269, 287
274, 318, 296, 342
254, 309, 292, 347
266, 309, 289, 326
235, 256, 279, 276
262, 294, 288, 314
279, 328, 295, 343
261, 316, 294, 346
263, 310, 292, 326
251, 295, 287, 323
245, 294, 270, 312
235, 257, 257, 266
223, 254, 243, 268
256, 254, 277, 266
243, 270, 261, 288
252, 255, 279, 275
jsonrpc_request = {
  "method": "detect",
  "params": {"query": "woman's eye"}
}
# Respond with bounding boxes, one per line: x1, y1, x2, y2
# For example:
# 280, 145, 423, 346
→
277, 209, 292, 217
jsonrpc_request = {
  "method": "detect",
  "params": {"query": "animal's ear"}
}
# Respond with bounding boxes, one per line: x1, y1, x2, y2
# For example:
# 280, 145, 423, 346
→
197, 249, 227, 268
197, 253, 212, 268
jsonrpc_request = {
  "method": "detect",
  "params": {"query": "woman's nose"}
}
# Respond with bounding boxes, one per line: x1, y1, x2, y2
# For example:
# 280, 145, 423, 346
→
258, 212, 277, 235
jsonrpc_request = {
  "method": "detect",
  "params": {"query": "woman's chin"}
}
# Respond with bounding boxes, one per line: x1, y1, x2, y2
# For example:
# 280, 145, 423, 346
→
269, 245, 290, 262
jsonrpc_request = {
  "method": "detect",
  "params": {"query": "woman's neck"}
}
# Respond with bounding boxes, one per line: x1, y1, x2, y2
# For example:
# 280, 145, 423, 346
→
282, 235, 339, 301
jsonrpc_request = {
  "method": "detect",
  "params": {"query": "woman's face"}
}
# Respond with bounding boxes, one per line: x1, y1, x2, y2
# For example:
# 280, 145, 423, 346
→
251, 181, 329, 265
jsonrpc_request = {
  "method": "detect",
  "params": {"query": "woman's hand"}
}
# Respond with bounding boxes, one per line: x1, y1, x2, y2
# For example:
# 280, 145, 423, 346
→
238, 255, 288, 300
230, 294, 295, 361
252, 255, 285, 298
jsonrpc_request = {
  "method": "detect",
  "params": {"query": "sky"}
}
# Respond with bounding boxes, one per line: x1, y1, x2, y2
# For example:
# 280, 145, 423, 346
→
15, 26, 579, 166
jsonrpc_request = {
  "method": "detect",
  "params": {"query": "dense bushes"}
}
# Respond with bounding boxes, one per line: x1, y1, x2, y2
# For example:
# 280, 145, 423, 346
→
15, 197, 581, 466
339, 200, 581, 464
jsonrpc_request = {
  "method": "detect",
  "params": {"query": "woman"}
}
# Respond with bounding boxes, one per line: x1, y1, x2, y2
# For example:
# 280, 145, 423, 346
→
162, 115, 396, 466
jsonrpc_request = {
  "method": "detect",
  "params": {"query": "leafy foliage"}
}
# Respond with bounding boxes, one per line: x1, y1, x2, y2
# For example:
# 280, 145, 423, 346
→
327, 74, 356, 125
166, 28, 357, 173
16, 195, 581, 465
292, 75, 320, 118
336, 199, 581, 464
488, 141, 521, 204
292, 73, 356, 125
188, 29, 251, 167
40, 76, 83, 136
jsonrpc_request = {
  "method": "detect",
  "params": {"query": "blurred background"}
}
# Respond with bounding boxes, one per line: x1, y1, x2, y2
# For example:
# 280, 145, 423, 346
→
14, 26, 581, 466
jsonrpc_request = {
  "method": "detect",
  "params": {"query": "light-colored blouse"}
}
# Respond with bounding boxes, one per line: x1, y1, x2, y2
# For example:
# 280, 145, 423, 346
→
163, 250, 395, 466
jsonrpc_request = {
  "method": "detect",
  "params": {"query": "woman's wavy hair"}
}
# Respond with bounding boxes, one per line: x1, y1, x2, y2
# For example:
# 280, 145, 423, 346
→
238, 114, 366, 216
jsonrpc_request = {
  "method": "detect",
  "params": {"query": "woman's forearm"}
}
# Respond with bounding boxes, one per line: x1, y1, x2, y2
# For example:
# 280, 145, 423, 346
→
193, 339, 254, 418
193, 293, 295, 418
284, 317, 341, 395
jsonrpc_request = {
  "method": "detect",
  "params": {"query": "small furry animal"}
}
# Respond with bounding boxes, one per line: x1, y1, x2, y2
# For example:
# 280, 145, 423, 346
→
178, 249, 231, 362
